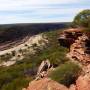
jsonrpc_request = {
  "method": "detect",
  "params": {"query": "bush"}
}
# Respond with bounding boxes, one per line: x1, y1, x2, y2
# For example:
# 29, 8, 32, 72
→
73, 9, 90, 27
11, 51, 16, 56
49, 62, 81, 87
1, 77, 32, 90
0, 53, 12, 61
0, 62, 34, 90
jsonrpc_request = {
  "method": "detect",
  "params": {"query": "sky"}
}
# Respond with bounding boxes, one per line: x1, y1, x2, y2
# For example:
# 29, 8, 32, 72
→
0, 0, 90, 24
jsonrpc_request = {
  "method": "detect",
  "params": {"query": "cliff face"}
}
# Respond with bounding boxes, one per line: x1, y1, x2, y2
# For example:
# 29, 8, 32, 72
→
63, 28, 90, 90
67, 34, 90, 64
58, 28, 83, 47
58, 28, 90, 64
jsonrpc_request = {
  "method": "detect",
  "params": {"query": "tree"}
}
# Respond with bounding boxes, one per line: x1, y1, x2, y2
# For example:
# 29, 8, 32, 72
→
11, 51, 16, 56
73, 9, 90, 27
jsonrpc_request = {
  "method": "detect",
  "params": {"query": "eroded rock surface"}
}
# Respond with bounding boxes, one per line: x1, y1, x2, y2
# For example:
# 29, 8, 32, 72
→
23, 78, 69, 90
76, 75, 90, 90
36, 60, 51, 80
58, 28, 83, 47
67, 34, 90, 64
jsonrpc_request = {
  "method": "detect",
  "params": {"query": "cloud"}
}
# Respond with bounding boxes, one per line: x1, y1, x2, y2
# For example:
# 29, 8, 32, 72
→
0, 0, 86, 10
0, 0, 89, 24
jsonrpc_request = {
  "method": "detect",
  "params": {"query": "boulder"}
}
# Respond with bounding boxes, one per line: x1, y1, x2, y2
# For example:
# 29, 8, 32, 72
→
36, 60, 51, 79
37, 60, 50, 75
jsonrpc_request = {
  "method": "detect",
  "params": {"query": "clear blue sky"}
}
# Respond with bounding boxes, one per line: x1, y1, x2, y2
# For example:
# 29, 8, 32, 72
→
0, 0, 90, 24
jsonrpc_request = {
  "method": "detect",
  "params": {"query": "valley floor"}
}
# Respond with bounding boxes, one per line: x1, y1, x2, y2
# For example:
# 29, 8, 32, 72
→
0, 34, 48, 66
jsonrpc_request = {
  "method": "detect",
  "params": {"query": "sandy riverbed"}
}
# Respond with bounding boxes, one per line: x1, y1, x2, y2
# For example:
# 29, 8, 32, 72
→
0, 34, 47, 66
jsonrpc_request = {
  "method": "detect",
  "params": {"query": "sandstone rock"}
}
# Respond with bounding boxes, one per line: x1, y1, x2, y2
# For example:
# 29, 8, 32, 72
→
24, 78, 69, 90
35, 60, 51, 80
59, 28, 90, 63
37, 60, 50, 75
23, 76, 90, 90
58, 28, 83, 47
76, 75, 90, 90
67, 34, 90, 64
69, 84, 76, 90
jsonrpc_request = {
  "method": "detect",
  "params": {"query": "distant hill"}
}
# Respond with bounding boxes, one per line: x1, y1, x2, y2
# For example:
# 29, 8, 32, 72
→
0, 22, 71, 43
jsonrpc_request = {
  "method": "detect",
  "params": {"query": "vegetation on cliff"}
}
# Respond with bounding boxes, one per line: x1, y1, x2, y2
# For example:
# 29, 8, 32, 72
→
49, 62, 81, 87
0, 28, 69, 90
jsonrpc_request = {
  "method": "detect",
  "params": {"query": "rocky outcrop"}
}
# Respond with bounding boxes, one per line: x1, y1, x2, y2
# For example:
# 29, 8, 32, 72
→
76, 75, 90, 90
58, 28, 90, 64
75, 64, 90, 90
66, 29, 90, 90
35, 60, 51, 80
67, 34, 90, 64
58, 28, 83, 47
23, 78, 69, 90
58, 28, 90, 90
23, 75, 90, 90
37, 60, 50, 75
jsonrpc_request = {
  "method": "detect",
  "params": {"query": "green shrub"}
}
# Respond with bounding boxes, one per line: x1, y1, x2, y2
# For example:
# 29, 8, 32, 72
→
11, 51, 16, 56
0, 53, 12, 61
0, 62, 34, 90
73, 9, 90, 27
49, 62, 81, 87
1, 77, 32, 90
